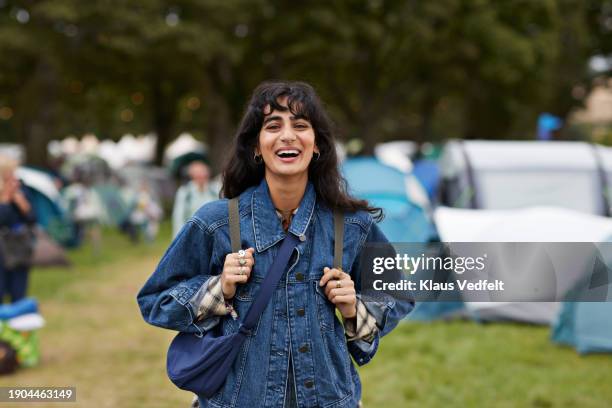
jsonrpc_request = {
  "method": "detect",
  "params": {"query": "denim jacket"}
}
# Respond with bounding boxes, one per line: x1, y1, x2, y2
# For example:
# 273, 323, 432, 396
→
137, 179, 413, 408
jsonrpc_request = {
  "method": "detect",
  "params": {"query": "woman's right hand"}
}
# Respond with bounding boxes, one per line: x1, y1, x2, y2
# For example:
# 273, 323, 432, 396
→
221, 247, 255, 299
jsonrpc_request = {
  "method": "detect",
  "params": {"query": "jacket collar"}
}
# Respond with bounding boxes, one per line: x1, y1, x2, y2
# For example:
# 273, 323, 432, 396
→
251, 178, 316, 252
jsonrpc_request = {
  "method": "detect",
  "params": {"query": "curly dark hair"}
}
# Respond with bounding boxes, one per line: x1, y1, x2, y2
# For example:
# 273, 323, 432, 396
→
221, 80, 382, 220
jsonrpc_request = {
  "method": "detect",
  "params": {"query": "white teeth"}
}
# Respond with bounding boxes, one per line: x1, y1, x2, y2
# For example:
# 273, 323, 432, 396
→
276, 149, 300, 157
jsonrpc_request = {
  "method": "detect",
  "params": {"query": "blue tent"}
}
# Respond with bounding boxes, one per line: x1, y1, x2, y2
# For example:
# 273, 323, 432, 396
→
551, 252, 612, 354
16, 167, 77, 247
342, 157, 436, 243
412, 159, 440, 202
552, 302, 612, 353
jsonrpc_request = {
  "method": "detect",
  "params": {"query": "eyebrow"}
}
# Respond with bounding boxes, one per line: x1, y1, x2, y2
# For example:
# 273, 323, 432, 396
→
263, 114, 307, 125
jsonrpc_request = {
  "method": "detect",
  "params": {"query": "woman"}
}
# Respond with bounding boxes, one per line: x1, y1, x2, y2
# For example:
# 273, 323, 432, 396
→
0, 157, 35, 304
138, 81, 413, 407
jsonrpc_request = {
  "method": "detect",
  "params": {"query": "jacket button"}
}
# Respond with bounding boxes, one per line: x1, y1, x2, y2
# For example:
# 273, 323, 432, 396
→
299, 234, 306, 242
295, 272, 304, 281
304, 380, 314, 388
297, 308, 305, 317
298, 344, 309, 353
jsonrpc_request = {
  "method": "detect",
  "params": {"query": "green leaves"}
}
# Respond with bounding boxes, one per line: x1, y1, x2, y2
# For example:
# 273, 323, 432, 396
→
1, 0, 610, 165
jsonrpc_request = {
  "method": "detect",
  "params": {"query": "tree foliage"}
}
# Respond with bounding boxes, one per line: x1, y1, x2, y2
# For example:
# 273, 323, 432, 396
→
1, 0, 612, 168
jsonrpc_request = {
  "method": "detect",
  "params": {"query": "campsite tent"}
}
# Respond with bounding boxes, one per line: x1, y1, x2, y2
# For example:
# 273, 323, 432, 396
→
429, 206, 612, 324
15, 167, 76, 249
341, 157, 436, 243
439, 140, 609, 216
164, 133, 208, 178
552, 299, 612, 354
412, 159, 441, 202
551, 234, 612, 354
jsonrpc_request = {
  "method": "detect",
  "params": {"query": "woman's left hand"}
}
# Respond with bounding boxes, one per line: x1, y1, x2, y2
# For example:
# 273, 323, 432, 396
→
319, 267, 356, 319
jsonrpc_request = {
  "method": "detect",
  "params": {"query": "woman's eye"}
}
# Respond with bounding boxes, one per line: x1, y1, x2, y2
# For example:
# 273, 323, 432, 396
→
266, 125, 280, 130
295, 123, 309, 129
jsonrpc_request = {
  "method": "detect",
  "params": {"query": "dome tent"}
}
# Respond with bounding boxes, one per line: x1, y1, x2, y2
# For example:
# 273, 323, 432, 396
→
552, 241, 612, 354
341, 157, 436, 243
428, 206, 612, 324
15, 167, 76, 250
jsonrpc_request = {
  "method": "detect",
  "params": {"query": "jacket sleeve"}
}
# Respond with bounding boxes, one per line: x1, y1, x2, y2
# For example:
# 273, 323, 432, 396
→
347, 221, 414, 365
137, 217, 219, 335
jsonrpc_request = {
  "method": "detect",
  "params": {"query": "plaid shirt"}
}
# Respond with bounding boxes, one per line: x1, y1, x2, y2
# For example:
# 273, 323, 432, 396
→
196, 207, 379, 343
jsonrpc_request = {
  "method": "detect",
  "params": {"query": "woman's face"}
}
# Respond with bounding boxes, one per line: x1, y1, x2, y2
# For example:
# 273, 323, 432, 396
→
257, 99, 318, 179
0, 170, 17, 198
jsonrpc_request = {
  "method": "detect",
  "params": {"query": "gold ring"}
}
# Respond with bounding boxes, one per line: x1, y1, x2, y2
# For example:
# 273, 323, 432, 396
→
239, 258, 247, 266
240, 266, 246, 275
336, 280, 342, 289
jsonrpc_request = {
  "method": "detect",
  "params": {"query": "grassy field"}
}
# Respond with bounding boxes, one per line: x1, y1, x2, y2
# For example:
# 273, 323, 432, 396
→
0, 224, 610, 407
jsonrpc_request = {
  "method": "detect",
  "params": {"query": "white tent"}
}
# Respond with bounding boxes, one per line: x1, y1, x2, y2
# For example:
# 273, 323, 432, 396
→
0, 144, 25, 164
163, 133, 206, 165
440, 140, 608, 216
15, 167, 60, 201
434, 206, 612, 324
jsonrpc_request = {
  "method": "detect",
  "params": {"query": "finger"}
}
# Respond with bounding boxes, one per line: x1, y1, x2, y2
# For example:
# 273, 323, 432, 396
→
319, 267, 342, 287
234, 257, 254, 268
328, 287, 355, 301
331, 294, 356, 305
234, 248, 255, 263
223, 265, 251, 279
339, 270, 352, 281
232, 265, 252, 277
238, 249, 255, 260
325, 277, 353, 297
225, 274, 248, 284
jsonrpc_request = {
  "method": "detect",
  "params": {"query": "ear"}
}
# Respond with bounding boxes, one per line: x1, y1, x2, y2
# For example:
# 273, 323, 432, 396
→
314, 145, 320, 154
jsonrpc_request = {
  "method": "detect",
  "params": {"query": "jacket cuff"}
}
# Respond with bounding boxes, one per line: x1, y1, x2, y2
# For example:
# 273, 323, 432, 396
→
344, 299, 378, 343
188, 275, 237, 330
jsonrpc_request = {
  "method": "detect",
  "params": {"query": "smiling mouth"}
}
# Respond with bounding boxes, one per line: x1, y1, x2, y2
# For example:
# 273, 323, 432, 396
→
276, 149, 301, 159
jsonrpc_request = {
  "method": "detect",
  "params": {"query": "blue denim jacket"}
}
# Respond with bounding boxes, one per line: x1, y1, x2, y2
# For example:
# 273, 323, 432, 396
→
137, 179, 413, 408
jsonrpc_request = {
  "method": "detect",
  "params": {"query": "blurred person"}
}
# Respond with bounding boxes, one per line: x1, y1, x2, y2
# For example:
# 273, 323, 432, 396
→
129, 182, 163, 242
172, 161, 217, 237
0, 157, 36, 303
138, 81, 413, 408
62, 174, 104, 253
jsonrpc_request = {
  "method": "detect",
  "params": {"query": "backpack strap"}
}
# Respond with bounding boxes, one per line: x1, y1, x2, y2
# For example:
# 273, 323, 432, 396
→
333, 209, 344, 270
228, 198, 241, 252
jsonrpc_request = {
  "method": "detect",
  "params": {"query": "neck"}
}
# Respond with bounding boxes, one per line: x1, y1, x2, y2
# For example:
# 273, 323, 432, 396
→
192, 181, 206, 191
265, 171, 308, 211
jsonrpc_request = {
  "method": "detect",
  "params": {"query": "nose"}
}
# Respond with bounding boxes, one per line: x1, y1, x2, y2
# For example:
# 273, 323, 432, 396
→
279, 126, 297, 143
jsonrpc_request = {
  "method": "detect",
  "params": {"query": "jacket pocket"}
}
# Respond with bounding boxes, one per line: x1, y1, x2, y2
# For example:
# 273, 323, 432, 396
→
223, 282, 261, 336
314, 281, 336, 332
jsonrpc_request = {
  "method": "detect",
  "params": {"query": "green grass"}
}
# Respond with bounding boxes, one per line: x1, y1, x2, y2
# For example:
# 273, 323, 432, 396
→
0, 223, 609, 407
360, 322, 612, 407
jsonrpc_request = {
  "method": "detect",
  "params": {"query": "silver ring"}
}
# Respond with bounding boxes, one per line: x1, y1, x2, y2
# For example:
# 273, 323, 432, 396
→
238, 250, 246, 258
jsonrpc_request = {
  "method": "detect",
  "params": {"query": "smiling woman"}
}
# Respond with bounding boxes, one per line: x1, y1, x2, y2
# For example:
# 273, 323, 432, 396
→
221, 81, 383, 218
137, 81, 413, 408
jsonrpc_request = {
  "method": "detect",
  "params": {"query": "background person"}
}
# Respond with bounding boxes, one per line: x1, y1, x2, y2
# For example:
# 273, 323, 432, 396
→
0, 157, 36, 304
171, 161, 217, 238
